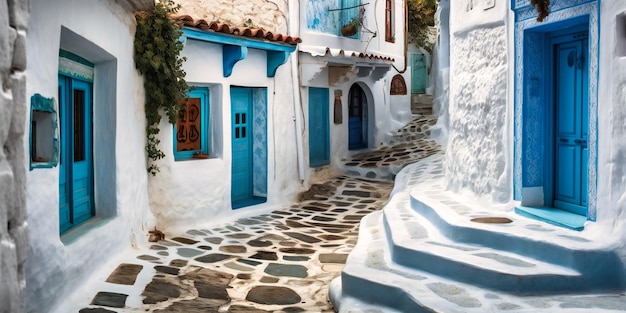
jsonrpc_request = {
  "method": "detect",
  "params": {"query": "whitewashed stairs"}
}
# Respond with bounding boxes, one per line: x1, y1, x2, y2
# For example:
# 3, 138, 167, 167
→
330, 161, 626, 312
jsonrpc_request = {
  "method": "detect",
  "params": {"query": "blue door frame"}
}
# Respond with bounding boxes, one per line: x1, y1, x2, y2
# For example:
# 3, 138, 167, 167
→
309, 87, 330, 167
348, 84, 367, 150
549, 29, 589, 216
58, 75, 94, 234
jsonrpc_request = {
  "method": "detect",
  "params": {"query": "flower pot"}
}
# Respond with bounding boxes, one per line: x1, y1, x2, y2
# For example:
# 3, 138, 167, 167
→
341, 24, 357, 37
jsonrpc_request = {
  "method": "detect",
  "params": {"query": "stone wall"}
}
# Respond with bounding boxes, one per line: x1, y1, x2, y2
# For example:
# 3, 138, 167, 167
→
446, 25, 510, 203
0, 0, 28, 312
175, 0, 288, 33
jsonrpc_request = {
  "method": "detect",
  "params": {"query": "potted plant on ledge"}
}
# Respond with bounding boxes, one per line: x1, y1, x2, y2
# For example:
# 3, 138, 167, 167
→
341, 17, 360, 37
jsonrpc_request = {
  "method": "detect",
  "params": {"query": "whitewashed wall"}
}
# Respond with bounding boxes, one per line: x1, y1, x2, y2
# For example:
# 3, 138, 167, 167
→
446, 0, 511, 203
25, 0, 153, 312
596, 0, 626, 238
148, 38, 301, 231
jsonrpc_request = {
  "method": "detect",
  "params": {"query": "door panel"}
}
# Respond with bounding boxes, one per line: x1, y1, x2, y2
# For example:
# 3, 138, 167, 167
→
309, 88, 330, 167
348, 84, 367, 150
231, 88, 253, 205
552, 34, 588, 216
59, 76, 94, 233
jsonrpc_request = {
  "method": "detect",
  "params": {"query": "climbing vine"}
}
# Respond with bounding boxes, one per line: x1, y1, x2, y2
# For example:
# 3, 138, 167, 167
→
134, 0, 190, 175
531, 0, 550, 22
407, 0, 437, 52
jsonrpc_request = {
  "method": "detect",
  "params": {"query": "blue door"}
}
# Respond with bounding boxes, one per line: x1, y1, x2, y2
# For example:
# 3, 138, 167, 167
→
58, 75, 94, 233
309, 87, 330, 167
411, 53, 428, 94
552, 33, 588, 216
348, 84, 367, 150
231, 88, 253, 207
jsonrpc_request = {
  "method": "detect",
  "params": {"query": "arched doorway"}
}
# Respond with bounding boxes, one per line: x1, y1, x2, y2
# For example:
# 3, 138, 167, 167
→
348, 84, 368, 150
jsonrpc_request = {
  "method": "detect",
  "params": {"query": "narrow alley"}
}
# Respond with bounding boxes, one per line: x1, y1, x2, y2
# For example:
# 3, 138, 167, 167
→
72, 117, 440, 313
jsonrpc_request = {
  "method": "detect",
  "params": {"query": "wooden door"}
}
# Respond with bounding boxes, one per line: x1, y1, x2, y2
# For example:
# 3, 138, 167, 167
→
309, 87, 330, 167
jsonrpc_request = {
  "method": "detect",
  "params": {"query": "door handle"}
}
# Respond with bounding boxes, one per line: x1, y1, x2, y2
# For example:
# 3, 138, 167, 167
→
574, 139, 587, 145
559, 138, 569, 143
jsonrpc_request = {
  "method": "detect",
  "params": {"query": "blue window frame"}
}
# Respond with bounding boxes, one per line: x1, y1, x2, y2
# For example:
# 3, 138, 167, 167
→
173, 87, 210, 160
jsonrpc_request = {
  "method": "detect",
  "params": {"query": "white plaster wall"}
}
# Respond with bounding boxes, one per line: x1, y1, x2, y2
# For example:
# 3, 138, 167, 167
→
175, 0, 288, 34
25, 0, 154, 312
596, 1, 626, 239
148, 38, 301, 231
446, 1, 511, 203
300, 0, 406, 71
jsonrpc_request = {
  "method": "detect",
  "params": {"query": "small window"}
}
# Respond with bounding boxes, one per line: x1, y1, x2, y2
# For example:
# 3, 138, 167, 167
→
385, 0, 394, 42
174, 87, 210, 160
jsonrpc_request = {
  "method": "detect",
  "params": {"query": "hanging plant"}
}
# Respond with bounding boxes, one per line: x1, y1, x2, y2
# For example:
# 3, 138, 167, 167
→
341, 17, 360, 36
134, 0, 190, 175
531, 0, 550, 22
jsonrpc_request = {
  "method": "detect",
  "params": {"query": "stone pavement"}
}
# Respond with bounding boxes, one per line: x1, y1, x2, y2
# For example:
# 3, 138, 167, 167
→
78, 176, 393, 313
75, 116, 440, 313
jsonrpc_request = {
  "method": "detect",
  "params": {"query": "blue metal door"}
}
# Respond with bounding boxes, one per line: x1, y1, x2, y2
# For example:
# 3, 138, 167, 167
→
553, 33, 588, 216
58, 75, 94, 233
231, 88, 253, 206
348, 84, 367, 150
309, 87, 330, 167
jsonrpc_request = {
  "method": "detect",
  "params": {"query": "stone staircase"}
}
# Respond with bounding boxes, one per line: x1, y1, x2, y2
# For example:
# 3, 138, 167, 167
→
411, 94, 434, 116
341, 116, 441, 181
330, 154, 626, 312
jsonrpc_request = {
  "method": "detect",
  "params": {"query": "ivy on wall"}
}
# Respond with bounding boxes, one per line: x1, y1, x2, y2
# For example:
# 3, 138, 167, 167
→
407, 0, 437, 52
134, 0, 190, 175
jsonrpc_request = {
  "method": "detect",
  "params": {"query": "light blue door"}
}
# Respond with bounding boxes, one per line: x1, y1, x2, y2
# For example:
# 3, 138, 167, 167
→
411, 53, 428, 94
309, 87, 330, 167
58, 75, 94, 233
553, 34, 588, 216
348, 84, 367, 150
231, 88, 253, 206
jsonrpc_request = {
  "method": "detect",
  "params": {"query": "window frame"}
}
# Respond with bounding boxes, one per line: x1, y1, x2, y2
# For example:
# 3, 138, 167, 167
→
385, 0, 394, 42
173, 87, 210, 160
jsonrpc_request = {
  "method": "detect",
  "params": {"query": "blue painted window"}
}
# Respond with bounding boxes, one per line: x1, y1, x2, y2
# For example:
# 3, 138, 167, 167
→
173, 87, 210, 160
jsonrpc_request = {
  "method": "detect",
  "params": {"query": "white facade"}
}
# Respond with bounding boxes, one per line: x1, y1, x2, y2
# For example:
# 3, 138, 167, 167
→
439, 0, 626, 268
298, 0, 411, 182
24, 0, 153, 312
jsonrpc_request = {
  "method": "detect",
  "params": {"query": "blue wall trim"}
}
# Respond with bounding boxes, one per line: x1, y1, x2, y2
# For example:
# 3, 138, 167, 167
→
182, 28, 296, 78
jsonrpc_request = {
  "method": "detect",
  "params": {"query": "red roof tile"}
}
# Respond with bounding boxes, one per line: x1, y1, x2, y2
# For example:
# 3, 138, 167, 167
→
323, 48, 395, 62
174, 15, 302, 46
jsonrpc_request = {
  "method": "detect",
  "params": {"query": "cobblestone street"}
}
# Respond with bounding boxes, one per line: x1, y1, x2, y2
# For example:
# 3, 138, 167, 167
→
78, 176, 392, 313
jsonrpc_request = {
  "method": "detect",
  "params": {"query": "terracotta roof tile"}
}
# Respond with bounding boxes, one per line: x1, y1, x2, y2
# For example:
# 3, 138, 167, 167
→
323, 47, 395, 62
174, 15, 302, 46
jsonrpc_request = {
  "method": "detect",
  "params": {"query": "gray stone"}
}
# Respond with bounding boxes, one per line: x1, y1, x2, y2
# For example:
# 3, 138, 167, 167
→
264, 263, 308, 278
105, 263, 143, 285
283, 232, 321, 243
195, 253, 232, 263
91, 291, 128, 308
79, 308, 117, 313
150, 245, 167, 251
204, 237, 223, 244
279, 248, 316, 254
171, 237, 199, 245
283, 255, 309, 261
249, 251, 278, 261
219, 245, 247, 253
426, 282, 481, 308
177, 248, 204, 258
137, 255, 160, 261
319, 253, 348, 264
169, 259, 188, 267
142, 278, 182, 304
11, 31, 24, 71
154, 265, 180, 275
153, 299, 221, 313
246, 286, 301, 305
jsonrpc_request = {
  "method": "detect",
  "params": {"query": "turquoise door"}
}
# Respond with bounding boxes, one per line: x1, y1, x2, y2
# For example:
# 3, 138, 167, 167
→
348, 84, 367, 150
309, 87, 330, 167
58, 75, 94, 233
552, 33, 588, 216
411, 53, 428, 94
231, 88, 253, 207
